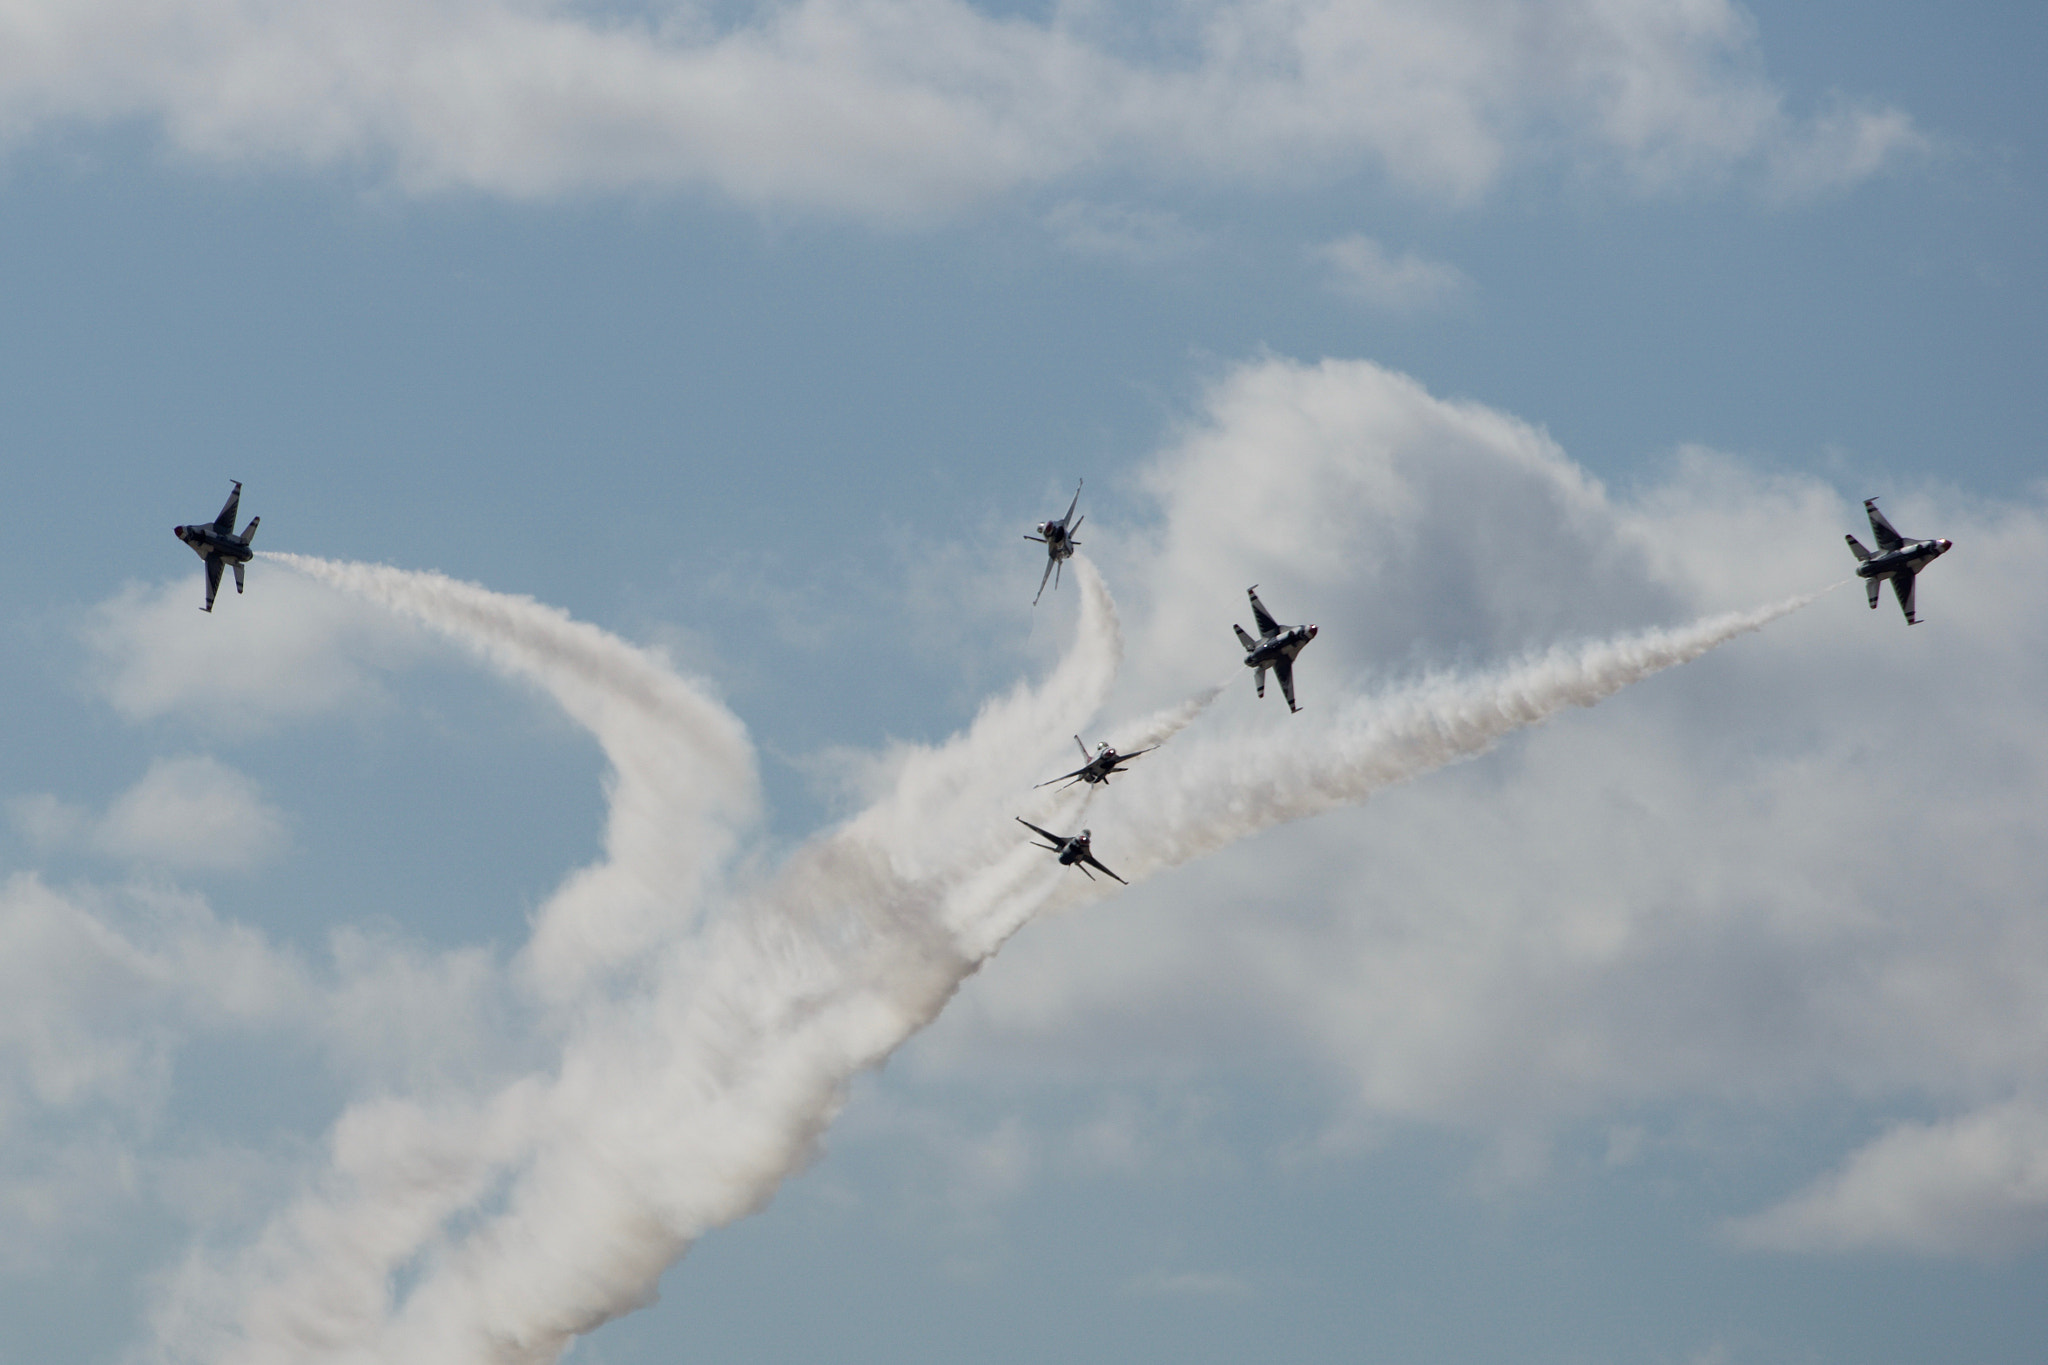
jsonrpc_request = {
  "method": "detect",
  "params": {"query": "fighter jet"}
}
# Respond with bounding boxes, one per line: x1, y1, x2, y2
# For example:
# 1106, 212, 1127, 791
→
1015, 818, 1127, 884
173, 481, 261, 612
1233, 585, 1317, 713
1846, 497, 1951, 625
1034, 735, 1155, 790
1025, 479, 1083, 605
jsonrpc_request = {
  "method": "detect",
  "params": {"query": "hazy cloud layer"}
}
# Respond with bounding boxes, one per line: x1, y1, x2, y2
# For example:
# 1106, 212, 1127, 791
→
0, 0, 1922, 216
1313, 234, 1470, 311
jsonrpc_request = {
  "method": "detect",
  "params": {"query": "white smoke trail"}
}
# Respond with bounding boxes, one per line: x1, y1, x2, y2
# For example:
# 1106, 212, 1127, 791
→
1107, 588, 1833, 885
171, 560, 1822, 1363
267, 553, 757, 998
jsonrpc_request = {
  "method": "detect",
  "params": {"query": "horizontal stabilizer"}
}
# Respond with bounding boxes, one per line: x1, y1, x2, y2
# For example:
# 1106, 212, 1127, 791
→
239, 515, 260, 545
232, 560, 246, 594
1866, 578, 1881, 609
1233, 624, 1257, 652
1845, 533, 1871, 562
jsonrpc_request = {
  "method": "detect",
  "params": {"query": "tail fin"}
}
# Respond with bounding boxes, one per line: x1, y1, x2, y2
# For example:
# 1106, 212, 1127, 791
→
1075, 735, 1092, 761
1866, 578, 1881, 610
1233, 624, 1256, 652
239, 515, 260, 546
232, 560, 246, 594
1845, 533, 1870, 562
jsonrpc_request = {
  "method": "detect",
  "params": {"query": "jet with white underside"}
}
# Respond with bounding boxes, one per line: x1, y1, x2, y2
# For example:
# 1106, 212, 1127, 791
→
1846, 498, 1950, 625
1025, 480, 1083, 605
1015, 818, 1127, 884
174, 481, 261, 612
1034, 735, 1154, 789
1234, 585, 1317, 713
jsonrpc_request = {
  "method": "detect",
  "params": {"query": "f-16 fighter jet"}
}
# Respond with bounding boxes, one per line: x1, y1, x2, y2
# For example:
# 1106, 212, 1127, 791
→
173, 481, 261, 612
1015, 818, 1127, 884
1846, 497, 1951, 625
1234, 585, 1317, 713
1034, 735, 1155, 790
1025, 479, 1083, 605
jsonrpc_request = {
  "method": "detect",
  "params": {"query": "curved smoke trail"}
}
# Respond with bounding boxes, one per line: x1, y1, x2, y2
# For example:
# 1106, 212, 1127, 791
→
182, 557, 1821, 1363
266, 553, 757, 998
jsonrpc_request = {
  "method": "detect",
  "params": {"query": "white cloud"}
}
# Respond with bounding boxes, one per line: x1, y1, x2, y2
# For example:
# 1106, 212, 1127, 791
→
1726, 1099, 2048, 1258
83, 570, 426, 732
1047, 200, 1205, 264
0, 868, 514, 1268
95, 755, 290, 872
902, 354, 2048, 1257
0, 0, 1920, 216
11, 756, 289, 874
1312, 234, 1469, 311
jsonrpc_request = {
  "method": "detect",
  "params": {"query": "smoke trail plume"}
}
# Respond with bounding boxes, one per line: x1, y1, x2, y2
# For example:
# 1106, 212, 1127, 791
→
268, 553, 756, 996
177, 558, 1820, 1363
1108, 589, 1831, 883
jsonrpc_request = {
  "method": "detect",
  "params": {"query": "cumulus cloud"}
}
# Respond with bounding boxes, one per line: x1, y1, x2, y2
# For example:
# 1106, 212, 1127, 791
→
95, 755, 290, 872
1313, 234, 1469, 311
0, 0, 1920, 216
83, 571, 426, 732
906, 354, 2048, 1255
11, 757, 290, 874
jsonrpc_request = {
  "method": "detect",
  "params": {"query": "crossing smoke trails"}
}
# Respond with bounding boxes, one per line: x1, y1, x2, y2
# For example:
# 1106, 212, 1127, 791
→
202, 553, 1823, 1363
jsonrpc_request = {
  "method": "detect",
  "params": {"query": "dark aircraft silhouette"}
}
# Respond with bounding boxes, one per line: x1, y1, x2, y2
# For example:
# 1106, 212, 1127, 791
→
1846, 497, 1951, 625
1015, 818, 1127, 884
1233, 585, 1317, 712
1034, 735, 1155, 790
1025, 479, 1083, 605
174, 481, 261, 612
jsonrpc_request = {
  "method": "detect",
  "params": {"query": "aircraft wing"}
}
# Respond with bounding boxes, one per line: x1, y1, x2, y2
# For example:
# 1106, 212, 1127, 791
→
1865, 499, 1905, 552
202, 556, 223, 612
213, 482, 241, 532
1015, 817, 1064, 846
1063, 480, 1082, 526
1080, 850, 1128, 885
1034, 766, 1089, 789
1274, 657, 1298, 712
1892, 570, 1918, 624
1247, 587, 1280, 636
1033, 556, 1056, 605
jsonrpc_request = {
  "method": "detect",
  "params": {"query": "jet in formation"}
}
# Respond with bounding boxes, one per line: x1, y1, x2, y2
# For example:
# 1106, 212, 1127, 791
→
1026, 479, 1083, 604
174, 481, 261, 612
1846, 497, 1951, 625
1015, 818, 1127, 884
1234, 585, 1317, 712
1035, 735, 1155, 789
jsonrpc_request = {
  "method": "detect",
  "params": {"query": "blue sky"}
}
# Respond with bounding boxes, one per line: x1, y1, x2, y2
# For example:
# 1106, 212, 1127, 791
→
3, 2, 2047, 1361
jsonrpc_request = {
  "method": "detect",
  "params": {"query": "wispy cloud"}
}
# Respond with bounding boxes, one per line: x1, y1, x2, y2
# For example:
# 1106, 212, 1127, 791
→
10, 756, 289, 873
1312, 234, 1470, 311
1726, 1099, 2048, 1258
1047, 201, 1206, 264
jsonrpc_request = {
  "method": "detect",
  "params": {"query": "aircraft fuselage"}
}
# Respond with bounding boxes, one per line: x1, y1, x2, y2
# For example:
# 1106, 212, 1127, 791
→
173, 524, 255, 565
1855, 538, 1950, 581
1244, 625, 1316, 669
